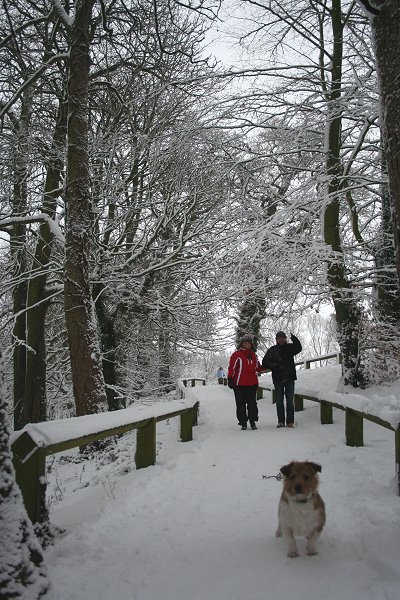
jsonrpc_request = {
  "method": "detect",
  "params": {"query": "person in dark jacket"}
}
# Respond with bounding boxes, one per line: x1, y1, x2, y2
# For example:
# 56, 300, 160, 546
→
227, 334, 265, 430
262, 331, 302, 428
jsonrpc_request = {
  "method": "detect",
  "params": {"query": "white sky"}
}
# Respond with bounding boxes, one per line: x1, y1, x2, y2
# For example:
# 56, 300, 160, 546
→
43, 365, 399, 600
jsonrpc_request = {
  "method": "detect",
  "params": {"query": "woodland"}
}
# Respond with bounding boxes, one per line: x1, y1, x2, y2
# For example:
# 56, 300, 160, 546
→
0, 1, 400, 596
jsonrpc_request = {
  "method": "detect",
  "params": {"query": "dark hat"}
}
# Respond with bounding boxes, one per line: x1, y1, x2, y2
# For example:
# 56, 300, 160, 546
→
275, 331, 287, 339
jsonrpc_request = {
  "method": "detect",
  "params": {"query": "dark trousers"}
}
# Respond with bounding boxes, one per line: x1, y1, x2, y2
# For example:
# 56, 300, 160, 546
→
233, 385, 259, 426
274, 380, 295, 424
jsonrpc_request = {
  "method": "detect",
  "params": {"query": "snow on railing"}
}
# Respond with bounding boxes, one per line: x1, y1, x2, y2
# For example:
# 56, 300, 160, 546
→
11, 395, 199, 524
255, 356, 400, 496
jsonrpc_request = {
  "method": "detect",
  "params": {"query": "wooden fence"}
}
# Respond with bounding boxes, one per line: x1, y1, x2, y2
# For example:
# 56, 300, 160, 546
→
181, 378, 206, 388
295, 351, 342, 369
223, 350, 399, 493
257, 382, 400, 495
11, 395, 200, 524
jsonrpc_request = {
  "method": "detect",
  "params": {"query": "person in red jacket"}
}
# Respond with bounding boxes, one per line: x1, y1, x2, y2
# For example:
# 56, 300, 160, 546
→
227, 334, 264, 430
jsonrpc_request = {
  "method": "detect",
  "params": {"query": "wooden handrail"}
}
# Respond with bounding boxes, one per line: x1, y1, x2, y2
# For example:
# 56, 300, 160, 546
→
11, 398, 199, 524
181, 378, 206, 388
295, 351, 342, 369
258, 381, 400, 495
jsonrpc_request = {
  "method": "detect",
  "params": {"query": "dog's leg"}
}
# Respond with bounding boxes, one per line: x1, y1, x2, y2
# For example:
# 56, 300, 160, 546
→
283, 527, 298, 558
306, 528, 320, 556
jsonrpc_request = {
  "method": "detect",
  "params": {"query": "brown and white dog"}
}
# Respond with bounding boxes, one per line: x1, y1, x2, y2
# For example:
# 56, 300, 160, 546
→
276, 461, 326, 558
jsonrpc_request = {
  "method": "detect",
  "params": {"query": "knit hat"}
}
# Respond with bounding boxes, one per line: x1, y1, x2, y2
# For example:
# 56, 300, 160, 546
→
275, 331, 287, 339
240, 334, 254, 343
238, 333, 255, 349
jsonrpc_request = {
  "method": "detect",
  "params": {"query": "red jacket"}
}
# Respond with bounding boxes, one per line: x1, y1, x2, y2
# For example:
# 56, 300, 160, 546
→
228, 348, 263, 386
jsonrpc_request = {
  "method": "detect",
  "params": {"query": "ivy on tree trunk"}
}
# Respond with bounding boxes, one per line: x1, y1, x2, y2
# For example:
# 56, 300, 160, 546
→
64, 0, 108, 416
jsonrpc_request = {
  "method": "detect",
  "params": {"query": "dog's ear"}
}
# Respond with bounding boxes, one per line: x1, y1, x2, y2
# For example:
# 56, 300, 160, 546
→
280, 463, 293, 477
308, 462, 322, 473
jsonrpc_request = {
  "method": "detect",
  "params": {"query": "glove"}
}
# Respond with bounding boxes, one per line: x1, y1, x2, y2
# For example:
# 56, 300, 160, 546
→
227, 378, 235, 389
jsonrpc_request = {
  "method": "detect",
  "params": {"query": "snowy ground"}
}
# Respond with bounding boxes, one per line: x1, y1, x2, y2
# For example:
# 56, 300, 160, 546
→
45, 366, 400, 600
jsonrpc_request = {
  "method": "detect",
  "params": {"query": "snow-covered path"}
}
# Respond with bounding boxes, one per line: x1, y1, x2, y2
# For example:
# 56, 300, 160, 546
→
46, 380, 399, 600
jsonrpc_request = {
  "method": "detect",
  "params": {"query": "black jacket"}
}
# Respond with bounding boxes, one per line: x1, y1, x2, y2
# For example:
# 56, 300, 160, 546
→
262, 334, 302, 384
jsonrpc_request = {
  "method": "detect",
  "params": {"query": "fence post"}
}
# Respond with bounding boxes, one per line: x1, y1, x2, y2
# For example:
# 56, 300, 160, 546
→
395, 427, 400, 496
256, 387, 263, 400
192, 401, 199, 426
12, 432, 46, 524
305, 361, 311, 369
320, 401, 333, 424
135, 418, 156, 469
294, 394, 304, 411
345, 409, 363, 447
191, 378, 195, 387
180, 410, 193, 442
202, 379, 206, 386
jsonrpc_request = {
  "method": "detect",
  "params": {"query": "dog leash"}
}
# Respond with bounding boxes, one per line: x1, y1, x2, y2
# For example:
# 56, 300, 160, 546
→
262, 472, 282, 481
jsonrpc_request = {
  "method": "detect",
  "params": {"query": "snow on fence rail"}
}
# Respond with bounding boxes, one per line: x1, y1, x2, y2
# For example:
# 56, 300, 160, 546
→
256, 382, 400, 496
222, 350, 399, 493
295, 351, 342, 369
11, 388, 201, 524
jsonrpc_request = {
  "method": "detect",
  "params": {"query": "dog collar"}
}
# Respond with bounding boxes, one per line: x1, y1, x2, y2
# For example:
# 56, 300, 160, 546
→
295, 493, 316, 503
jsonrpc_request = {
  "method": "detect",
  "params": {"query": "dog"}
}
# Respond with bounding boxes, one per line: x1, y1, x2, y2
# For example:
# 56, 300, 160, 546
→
276, 461, 326, 557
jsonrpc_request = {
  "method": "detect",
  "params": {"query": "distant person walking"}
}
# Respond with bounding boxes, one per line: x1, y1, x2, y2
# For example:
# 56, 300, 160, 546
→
227, 334, 264, 430
262, 331, 302, 428
216, 366, 225, 384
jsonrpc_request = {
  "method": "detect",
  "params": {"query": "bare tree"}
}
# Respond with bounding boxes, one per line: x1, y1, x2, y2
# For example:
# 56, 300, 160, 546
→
216, 0, 394, 385
63, 0, 108, 416
358, 0, 400, 289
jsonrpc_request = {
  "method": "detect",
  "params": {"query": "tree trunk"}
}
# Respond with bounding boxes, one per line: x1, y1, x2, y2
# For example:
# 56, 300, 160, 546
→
158, 310, 174, 392
375, 157, 400, 322
64, 0, 107, 416
366, 0, 400, 289
10, 92, 32, 429
23, 99, 68, 425
323, 0, 366, 387
235, 293, 266, 351
93, 282, 125, 410
0, 350, 50, 599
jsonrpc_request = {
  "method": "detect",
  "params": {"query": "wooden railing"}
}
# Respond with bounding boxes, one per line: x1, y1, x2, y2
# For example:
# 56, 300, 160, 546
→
11, 395, 199, 523
295, 351, 341, 369
258, 378, 400, 495
181, 378, 206, 388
